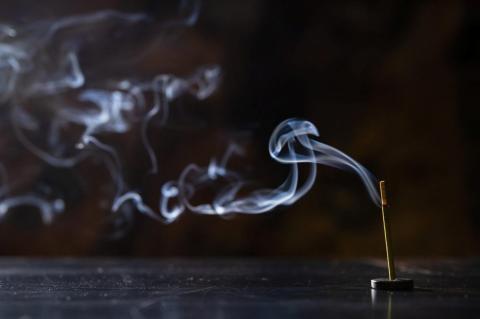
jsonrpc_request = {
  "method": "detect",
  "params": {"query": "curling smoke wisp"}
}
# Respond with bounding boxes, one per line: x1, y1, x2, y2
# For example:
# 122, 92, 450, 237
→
0, 4, 379, 228
114, 119, 380, 223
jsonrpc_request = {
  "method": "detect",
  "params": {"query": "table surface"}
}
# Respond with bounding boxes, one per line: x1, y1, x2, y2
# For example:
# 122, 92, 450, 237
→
0, 258, 477, 319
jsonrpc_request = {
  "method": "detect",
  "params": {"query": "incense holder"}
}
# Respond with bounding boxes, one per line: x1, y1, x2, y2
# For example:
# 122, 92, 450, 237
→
371, 278, 414, 290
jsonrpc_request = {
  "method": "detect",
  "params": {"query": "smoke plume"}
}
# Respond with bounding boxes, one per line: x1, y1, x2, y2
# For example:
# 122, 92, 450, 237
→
0, 3, 379, 229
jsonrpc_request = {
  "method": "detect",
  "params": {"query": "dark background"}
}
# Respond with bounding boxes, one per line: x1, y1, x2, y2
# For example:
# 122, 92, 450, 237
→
0, 0, 478, 257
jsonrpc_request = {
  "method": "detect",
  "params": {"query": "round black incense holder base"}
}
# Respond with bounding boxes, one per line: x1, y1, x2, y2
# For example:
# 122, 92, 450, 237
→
371, 278, 414, 290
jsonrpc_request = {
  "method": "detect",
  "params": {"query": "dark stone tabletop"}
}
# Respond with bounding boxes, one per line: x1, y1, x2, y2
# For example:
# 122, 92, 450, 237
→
0, 258, 477, 318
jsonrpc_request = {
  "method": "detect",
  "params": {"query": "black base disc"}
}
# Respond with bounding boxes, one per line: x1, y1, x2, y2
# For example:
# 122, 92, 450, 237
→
371, 278, 414, 290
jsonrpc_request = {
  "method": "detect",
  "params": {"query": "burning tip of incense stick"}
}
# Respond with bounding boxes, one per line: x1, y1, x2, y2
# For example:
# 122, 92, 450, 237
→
379, 180, 388, 207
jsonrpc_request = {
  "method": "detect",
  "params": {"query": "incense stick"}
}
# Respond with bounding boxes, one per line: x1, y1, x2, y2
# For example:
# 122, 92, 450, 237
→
379, 181, 396, 280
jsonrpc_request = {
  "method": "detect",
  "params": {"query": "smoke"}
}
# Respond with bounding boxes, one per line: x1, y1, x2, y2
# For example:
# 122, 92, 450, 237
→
0, 3, 221, 224
0, 3, 379, 229
114, 119, 380, 223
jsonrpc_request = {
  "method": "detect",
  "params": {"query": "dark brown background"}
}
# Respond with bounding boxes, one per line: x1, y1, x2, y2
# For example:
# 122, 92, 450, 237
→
0, 0, 478, 257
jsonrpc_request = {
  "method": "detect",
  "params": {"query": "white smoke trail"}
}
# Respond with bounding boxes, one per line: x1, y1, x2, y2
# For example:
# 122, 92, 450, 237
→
114, 119, 380, 223
0, 4, 379, 229
0, 4, 221, 224
0, 163, 65, 223
139, 66, 221, 174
